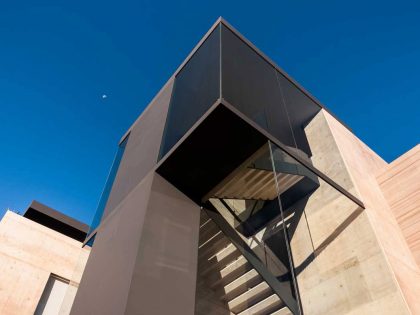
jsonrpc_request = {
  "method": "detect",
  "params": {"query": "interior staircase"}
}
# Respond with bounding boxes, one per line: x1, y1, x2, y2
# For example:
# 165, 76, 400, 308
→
196, 211, 293, 315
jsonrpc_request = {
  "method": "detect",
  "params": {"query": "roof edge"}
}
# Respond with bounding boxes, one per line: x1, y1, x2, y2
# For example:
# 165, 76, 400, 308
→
23, 200, 89, 242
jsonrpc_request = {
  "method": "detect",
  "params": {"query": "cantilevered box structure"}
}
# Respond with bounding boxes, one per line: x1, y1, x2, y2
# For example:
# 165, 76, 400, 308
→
71, 18, 420, 315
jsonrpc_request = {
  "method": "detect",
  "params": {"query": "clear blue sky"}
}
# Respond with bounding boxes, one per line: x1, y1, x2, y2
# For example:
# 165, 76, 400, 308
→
1, 1, 419, 225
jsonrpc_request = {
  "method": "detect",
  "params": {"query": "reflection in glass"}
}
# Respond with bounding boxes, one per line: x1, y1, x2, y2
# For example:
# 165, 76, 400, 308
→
159, 25, 221, 159
88, 136, 129, 237
221, 25, 296, 150
199, 136, 365, 314
220, 23, 355, 193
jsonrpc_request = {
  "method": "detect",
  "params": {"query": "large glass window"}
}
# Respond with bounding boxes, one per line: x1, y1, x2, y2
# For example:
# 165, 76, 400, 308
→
221, 25, 297, 151
275, 72, 320, 156
158, 22, 357, 195
220, 23, 354, 192
159, 25, 221, 159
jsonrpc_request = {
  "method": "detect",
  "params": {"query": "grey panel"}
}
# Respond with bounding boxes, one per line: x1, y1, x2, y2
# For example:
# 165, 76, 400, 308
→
70, 172, 155, 315
124, 173, 200, 315
72, 173, 200, 315
102, 79, 174, 220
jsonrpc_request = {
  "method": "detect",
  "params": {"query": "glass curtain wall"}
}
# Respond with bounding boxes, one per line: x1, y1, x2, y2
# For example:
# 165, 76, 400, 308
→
159, 25, 221, 159
159, 22, 357, 196
220, 24, 353, 193
201, 139, 363, 315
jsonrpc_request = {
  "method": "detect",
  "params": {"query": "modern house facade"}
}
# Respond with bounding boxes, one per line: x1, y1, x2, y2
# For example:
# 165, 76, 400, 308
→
0, 201, 90, 315
70, 18, 420, 315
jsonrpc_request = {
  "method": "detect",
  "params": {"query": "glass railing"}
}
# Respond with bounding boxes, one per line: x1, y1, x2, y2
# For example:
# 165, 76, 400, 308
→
203, 142, 302, 314
269, 141, 364, 315
202, 139, 364, 315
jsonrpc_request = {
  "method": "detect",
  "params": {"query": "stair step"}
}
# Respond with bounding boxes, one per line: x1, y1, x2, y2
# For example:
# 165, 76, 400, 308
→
208, 243, 239, 265
228, 282, 273, 313
199, 230, 222, 249
200, 216, 211, 228
199, 222, 220, 246
199, 216, 217, 231
270, 306, 292, 315
198, 234, 230, 260
198, 230, 225, 253
200, 211, 210, 224
209, 256, 252, 288
219, 269, 262, 301
198, 211, 288, 315
237, 294, 282, 315
200, 244, 241, 276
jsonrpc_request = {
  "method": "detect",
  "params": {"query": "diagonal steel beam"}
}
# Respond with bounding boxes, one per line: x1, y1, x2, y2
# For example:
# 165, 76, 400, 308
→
203, 207, 300, 315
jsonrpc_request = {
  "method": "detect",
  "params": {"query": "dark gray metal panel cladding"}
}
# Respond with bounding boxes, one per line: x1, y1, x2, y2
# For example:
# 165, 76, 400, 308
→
70, 173, 155, 315
101, 79, 175, 221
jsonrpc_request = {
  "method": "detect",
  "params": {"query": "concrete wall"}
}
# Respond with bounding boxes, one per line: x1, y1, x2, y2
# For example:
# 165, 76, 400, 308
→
71, 173, 200, 315
376, 145, 420, 268
288, 110, 413, 315
321, 110, 420, 314
0, 211, 90, 315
